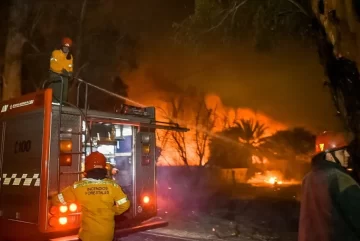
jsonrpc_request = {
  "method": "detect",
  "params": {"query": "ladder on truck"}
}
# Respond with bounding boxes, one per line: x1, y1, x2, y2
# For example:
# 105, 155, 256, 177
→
42, 73, 145, 192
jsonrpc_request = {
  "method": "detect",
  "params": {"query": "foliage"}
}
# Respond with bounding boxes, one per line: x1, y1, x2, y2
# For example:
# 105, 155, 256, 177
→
208, 118, 267, 168
208, 127, 252, 168
233, 118, 267, 146
258, 127, 315, 179
260, 127, 315, 161
173, 0, 313, 50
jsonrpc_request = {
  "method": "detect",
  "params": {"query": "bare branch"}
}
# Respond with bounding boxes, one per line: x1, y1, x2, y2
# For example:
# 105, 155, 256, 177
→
29, 4, 44, 38
26, 40, 40, 52
194, 95, 217, 166
286, 0, 309, 17
160, 95, 189, 166
201, 0, 249, 34
75, 62, 89, 78
74, 0, 88, 74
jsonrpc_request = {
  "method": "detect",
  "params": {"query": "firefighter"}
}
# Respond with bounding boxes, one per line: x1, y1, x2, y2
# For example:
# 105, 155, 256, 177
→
298, 131, 360, 241
52, 151, 130, 241
48, 37, 74, 103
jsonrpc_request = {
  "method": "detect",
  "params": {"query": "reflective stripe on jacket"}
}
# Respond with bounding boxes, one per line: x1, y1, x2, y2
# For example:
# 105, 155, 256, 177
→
52, 178, 130, 241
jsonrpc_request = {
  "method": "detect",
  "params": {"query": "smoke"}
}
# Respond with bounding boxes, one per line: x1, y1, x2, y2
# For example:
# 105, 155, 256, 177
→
124, 38, 342, 133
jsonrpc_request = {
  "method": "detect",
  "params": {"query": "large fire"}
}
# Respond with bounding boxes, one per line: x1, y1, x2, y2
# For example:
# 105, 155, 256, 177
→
125, 88, 288, 166
247, 170, 301, 187
124, 67, 288, 166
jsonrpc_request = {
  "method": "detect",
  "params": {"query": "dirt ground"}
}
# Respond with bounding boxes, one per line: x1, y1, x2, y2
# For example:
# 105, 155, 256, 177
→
156, 183, 301, 241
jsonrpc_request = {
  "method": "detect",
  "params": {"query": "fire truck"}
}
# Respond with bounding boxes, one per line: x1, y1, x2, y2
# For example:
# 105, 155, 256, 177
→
0, 78, 188, 241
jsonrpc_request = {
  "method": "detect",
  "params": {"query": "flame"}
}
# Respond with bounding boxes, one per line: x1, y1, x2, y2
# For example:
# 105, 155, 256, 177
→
247, 170, 300, 187
124, 70, 287, 166
205, 94, 287, 135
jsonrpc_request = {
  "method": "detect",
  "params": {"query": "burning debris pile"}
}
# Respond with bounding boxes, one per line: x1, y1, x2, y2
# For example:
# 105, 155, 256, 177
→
247, 170, 301, 187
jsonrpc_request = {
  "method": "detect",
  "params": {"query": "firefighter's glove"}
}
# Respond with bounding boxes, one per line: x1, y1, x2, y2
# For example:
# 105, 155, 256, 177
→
61, 69, 68, 76
66, 52, 72, 60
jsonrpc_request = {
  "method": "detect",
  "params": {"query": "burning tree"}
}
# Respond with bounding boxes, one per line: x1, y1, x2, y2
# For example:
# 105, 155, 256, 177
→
194, 94, 217, 166
208, 127, 252, 168
158, 87, 219, 166
165, 95, 189, 166
208, 118, 267, 168
259, 127, 315, 179
233, 118, 268, 147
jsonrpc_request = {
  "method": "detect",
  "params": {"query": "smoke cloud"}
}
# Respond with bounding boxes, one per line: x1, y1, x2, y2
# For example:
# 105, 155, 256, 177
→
124, 38, 343, 133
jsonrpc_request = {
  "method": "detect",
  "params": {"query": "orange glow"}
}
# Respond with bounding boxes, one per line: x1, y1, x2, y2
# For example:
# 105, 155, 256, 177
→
60, 140, 72, 152
49, 217, 57, 227
125, 78, 288, 166
59, 217, 68, 225
143, 196, 150, 204
142, 144, 150, 154
69, 203, 77, 212
59, 205, 68, 213
60, 154, 72, 166
247, 170, 300, 187
49, 206, 57, 215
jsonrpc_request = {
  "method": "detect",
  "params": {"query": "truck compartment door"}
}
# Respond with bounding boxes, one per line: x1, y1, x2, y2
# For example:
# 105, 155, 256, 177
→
0, 110, 44, 223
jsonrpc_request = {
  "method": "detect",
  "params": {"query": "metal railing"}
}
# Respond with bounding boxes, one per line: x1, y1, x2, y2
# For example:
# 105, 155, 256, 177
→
43, 72, 135, 192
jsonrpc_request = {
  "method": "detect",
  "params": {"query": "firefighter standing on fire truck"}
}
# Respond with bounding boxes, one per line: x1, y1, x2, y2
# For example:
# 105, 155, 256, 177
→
298, 131, 360, 241
52, 151, 130, 241
48, 37, 73, 102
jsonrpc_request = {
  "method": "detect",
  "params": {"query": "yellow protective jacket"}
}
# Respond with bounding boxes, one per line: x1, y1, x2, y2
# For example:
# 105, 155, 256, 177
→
52, 178, 130, 241
50, 49, 73, 74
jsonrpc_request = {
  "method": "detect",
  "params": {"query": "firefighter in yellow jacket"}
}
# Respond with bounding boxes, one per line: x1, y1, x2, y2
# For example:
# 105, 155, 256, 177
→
52, 151, 130, 241
48, 37, 74, 102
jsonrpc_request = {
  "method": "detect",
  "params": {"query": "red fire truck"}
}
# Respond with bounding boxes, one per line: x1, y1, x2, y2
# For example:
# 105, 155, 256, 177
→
0, 78, 188, 241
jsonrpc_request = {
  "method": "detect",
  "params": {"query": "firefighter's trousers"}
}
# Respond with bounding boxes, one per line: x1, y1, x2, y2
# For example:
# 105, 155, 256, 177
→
47, 72, 69, 103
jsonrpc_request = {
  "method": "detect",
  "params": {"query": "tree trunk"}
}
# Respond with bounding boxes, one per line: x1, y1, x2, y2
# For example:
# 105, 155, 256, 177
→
2, 0, 29, 100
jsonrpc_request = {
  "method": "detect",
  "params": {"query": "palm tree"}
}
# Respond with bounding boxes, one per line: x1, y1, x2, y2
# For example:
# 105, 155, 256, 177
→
233, 118, 268, 147
207, 118, 267, 168
208, 127, 252, 168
